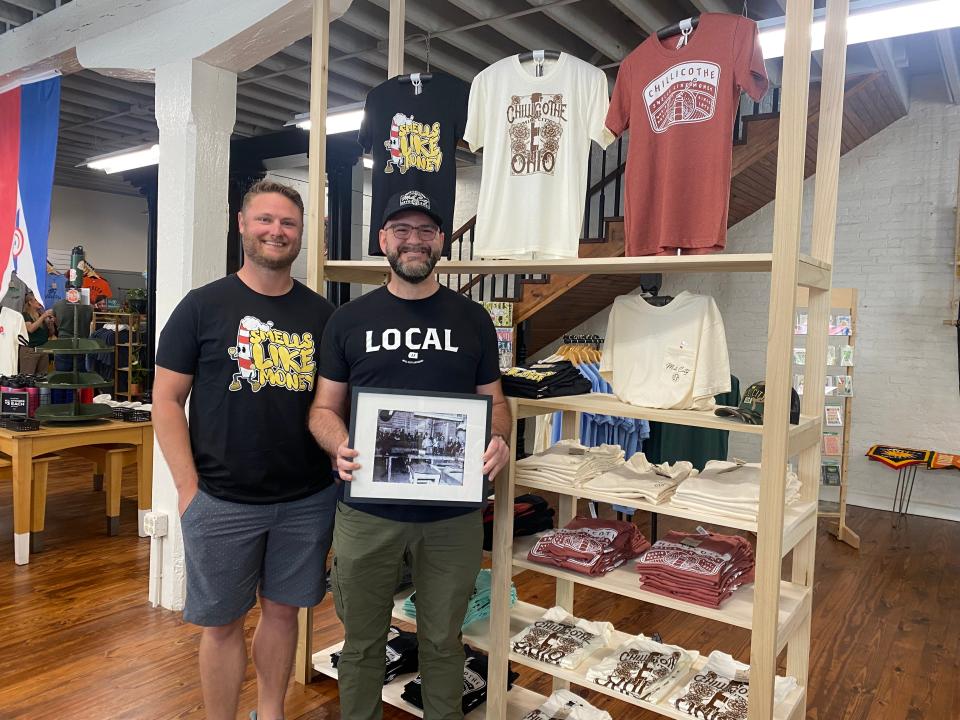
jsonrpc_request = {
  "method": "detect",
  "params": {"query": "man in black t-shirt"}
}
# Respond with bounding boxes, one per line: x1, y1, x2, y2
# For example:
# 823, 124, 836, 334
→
310, 190, 512, 720
153, 180, 336, 720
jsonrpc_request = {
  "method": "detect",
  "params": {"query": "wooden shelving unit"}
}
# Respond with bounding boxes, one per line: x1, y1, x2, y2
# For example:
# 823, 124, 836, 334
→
296, 1, 849, 718
92, 312, 146, 399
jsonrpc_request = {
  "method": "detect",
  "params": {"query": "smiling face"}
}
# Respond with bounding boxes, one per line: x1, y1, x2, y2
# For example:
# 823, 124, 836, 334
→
237, 192, 304, 271
378, 210, 444, 284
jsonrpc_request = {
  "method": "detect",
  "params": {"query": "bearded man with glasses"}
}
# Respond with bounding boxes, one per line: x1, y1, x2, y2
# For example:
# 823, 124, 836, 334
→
309, 190, 512, 719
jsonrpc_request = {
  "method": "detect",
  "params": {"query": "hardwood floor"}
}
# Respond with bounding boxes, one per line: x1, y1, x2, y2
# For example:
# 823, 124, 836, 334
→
0, 458, 957, 719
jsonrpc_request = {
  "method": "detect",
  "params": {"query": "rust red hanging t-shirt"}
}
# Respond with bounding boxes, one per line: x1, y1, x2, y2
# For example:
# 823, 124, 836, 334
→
605, 13, 768, 256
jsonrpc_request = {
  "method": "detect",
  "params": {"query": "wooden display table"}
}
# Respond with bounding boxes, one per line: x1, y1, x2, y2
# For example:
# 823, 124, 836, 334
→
0, 420, 153, 564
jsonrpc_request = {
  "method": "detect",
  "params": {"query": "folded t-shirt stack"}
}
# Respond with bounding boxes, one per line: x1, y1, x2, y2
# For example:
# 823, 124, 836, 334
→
501, 360, 592, 399
582, 453, 696, 504
521, 688, 613, 720
527, 516, 651, 576
511, 606, 613, 669
635, 530, 755, 609
586, 633, 699, 703
483, 493, 556, 551
403, 568, 517, 629
516, 440, 625, 488
330, 625, 418, 685
669, 650, 799, 719
400, 644, 518, 715
669, 460, 802, 523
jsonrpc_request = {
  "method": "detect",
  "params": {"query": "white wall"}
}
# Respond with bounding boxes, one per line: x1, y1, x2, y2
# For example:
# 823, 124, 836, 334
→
49, 185, 148, 273
517, 78, 960, 520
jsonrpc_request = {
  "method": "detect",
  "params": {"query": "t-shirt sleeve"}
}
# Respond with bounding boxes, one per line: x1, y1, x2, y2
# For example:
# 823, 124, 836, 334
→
605, 61, 632, 138
735, 18, 769, 102
693, 298, 732, 401
463, 73, 485, 152
318, 311, 350, 383
599, 302, 617, 384
453, 77, 470, 142
357, 89, 376, 153
588, 68, 615, 148
155, 292, 201, 375
475, 308, 501, 386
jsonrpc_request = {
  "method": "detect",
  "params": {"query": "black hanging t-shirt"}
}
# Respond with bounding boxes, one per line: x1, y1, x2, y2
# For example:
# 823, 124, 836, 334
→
318, 285, 500, 522
156, 275, 335, 504
358, 72, 469, 257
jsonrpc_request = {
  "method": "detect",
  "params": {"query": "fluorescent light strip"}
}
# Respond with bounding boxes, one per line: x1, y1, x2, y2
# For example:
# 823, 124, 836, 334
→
758, 0, 960, 60
84, 144, 160, 174
294, 109, 364, 134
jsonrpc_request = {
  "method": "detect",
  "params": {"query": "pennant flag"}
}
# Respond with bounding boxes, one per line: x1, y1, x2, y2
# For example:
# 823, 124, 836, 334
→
0, 76, 60, 305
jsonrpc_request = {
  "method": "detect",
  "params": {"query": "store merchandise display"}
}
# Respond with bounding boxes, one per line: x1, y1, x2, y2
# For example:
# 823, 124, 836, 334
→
330, 626, 418, 685
464, 52, 614, 259
520, 688, 612, 720
501, 360, 592, 399
511, 606, 613, 669
601, 292, 730, 410
399, 645, 518, 715
359, 72, 469, 257
582, 453, 696, 504
527, 516, 650, 576
668, 651, 798, 719
585, 633, 698, 703
0, 307, 27, 375
402, 569, 517, 628
715, 380, 801, 425
605, 13, 768, 256
482, 493, 555, 552
635, 530, 755, 609
516, 439, 625, 488
669, 460, 801, 523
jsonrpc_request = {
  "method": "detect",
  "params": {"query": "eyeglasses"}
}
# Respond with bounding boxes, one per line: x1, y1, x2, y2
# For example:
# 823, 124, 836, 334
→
386, 223, 439, 241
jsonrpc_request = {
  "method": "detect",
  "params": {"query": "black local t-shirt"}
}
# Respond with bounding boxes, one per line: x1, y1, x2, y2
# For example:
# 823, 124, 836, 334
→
358, 72, 469, 257
156, 275, 335, 504
319, 285, 500, 522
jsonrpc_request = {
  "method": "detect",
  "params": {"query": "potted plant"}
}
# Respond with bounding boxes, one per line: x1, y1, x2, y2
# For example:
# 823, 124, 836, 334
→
126, 288, 147, 314
129, 365, 147, 396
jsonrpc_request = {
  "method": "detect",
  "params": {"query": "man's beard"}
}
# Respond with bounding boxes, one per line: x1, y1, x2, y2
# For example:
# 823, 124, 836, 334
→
242, 235, 300, 270
386, 244, 441, 283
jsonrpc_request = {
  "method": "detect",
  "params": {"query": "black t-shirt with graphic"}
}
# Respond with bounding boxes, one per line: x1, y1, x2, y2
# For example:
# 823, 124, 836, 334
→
319, 285, 500, 522
156, 275, 335, 504
358, 72, 469, 257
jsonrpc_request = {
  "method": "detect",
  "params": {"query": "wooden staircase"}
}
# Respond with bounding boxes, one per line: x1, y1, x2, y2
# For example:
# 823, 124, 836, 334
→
516, 72, 907, 355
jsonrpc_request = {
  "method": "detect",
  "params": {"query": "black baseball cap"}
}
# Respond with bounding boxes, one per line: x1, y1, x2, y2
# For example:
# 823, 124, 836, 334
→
381, 190, 444, 230
714, 381, 801, 425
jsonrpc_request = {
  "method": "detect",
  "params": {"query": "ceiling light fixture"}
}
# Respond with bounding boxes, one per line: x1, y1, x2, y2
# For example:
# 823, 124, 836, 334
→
81, 143, 159, 174
758, 0, 960, 60
289, 103, 365, 134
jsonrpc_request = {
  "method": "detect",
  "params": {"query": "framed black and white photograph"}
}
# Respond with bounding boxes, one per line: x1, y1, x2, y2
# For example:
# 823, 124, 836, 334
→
345, 387, 492, 507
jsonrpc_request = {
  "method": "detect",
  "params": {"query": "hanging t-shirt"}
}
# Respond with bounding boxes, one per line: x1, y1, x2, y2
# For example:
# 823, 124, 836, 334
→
605, 13, 768, 256
156, 275, 335, 504
464, 53, 614, 259
0, 307, 28, 375
358, 72, 469, 258
318, 285, 500, 523
600, 291, 730, 410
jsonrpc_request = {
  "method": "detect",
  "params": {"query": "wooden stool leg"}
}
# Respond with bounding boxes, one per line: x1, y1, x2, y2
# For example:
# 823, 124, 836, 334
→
31, 463, 49, 553
106, 454, 123, 536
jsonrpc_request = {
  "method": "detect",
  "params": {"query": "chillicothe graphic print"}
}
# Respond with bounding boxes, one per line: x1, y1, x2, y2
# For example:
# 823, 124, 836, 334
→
644, 62, 720, 134
507, 92, 566, 176
227, 316, 316, 393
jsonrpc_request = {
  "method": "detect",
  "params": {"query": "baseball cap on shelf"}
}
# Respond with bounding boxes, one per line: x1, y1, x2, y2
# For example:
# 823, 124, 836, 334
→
714, 381, 801, 425
381, 190, 444, 230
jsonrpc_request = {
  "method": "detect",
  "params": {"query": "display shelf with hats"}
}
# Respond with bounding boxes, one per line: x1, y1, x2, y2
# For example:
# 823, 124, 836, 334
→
793, 287, 860, 550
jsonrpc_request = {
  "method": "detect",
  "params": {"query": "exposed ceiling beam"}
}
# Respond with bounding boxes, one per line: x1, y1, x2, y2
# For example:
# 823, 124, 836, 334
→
689, 0, 732, 13
935, 29, 960, 104
6, 0, 55, 13
869, 39, 909, 112
606, 0, 670, 34
0, 0, 33, 25
524, 0, 639, 62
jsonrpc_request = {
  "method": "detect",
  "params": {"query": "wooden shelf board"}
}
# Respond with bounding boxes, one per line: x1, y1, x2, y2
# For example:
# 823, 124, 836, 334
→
513, 477, 816, 558
312, 640, 545, 718
512, 394, 820, 447
324, 254, 831, 286
510, 534, 810, 648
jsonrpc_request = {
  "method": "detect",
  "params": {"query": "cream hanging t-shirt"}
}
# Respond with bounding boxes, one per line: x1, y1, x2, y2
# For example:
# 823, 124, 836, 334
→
464, 53, 614, 259
600, 292, 730, 410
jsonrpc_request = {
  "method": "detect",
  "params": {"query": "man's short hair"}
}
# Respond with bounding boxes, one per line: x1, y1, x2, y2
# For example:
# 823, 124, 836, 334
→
241, 179, 305, 218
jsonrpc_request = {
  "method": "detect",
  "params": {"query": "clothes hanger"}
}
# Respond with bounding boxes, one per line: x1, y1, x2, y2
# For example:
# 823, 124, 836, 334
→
656, 15, 700, 48
517, 49, 562, 78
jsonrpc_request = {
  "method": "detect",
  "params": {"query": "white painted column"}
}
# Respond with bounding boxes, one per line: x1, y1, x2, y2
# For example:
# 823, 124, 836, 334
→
149, 58, 237, 611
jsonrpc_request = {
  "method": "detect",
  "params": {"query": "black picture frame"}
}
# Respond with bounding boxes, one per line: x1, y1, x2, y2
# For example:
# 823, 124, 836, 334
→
344, 386, 492, 508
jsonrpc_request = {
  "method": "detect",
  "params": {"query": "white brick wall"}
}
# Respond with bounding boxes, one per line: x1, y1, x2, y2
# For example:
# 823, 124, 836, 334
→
504, 78, 960, 520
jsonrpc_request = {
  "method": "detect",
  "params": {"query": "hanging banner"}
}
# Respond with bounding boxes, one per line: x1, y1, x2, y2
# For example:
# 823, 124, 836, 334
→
0, 76, 60, 304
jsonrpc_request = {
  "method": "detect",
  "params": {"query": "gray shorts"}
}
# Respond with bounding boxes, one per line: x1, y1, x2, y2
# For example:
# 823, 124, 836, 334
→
180, 483, 338, 627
